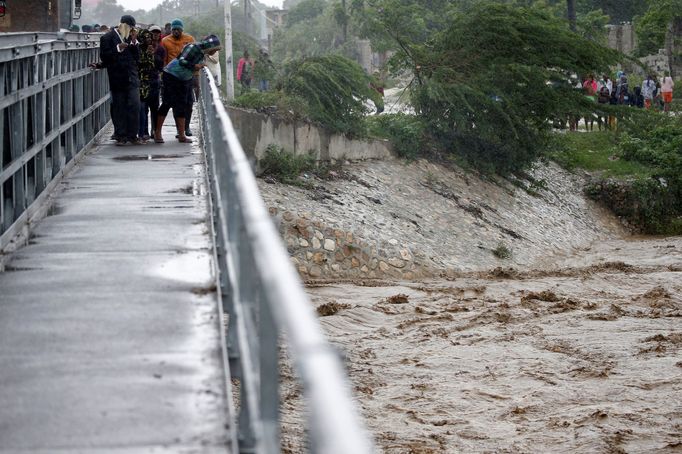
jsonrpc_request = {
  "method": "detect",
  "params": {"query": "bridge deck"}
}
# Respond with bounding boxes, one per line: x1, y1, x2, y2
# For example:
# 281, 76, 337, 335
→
0, 122, 231, 452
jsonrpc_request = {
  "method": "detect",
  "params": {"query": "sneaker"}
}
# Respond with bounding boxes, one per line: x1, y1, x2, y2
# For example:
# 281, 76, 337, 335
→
185, 129, 193, 137
115, 139, 129, 146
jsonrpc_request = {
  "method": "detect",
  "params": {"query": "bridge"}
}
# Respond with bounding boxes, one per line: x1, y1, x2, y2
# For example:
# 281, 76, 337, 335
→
0, 32, 373, 453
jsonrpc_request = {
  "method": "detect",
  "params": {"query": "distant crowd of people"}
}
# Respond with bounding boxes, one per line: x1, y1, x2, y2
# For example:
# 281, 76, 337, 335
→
91, 15, 222, 146
573, 71, 675, 131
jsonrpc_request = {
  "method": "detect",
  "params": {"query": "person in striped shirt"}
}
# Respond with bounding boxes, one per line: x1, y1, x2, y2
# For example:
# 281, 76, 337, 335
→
154, 35, 221, 144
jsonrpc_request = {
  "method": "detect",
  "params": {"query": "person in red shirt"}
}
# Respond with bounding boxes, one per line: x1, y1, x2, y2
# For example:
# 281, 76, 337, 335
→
582, 74, 598, 131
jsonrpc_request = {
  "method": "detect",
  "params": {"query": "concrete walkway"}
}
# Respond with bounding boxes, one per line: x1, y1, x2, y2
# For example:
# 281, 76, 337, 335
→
0, 122, 231, 452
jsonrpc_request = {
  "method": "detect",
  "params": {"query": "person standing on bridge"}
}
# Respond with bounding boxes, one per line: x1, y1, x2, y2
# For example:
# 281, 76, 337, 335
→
154, 35, 221, 144
161, 19, 196, 138
100, 15, 143, 146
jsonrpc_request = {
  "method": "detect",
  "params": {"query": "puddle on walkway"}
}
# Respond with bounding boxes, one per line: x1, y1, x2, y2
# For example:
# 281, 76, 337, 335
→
152, 250, 214, 285
113, 154, 183, 161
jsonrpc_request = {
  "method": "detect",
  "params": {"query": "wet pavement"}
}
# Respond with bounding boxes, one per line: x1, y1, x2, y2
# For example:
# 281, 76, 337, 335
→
0, 122, 231, 452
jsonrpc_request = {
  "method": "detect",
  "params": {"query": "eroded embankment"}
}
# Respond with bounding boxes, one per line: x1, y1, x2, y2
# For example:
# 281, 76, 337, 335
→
259, 159, 624, 281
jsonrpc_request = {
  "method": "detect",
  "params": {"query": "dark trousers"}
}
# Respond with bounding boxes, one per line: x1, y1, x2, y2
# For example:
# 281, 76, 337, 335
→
139, 83, 160, 137
111, 85, 141, 141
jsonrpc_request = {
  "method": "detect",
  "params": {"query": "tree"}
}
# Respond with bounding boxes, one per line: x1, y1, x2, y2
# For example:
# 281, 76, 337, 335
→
634, 0, 682, 57
280, 54, 380, 134
372, 1, 621, 173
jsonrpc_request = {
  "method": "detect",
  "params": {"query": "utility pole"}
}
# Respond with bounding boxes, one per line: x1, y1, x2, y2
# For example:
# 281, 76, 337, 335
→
224, 0, 235, 100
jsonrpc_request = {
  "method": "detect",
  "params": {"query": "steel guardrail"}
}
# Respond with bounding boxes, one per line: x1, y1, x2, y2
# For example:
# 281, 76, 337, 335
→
0, 32, 110, 250
198, 69, 374, 454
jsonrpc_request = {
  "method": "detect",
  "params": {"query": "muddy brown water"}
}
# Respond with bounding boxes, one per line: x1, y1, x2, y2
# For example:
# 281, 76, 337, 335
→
281, 236, 682, 453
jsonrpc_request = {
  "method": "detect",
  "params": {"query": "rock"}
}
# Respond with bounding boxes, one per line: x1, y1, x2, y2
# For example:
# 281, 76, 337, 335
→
298, 265, 308, 275
268, 206, 278, 216
351, 257, 360, 268
342, 245, 352, 257
312, 237, 321, 249
389, 239, 398, 245
296, 218, 309, 230
334, 229, 345, 240
283, 211, 294, 222
400, 249, 412, 261
291, 257, 299, 265
324, 239, 336, 251
370, 258, 379, 270
314, 230, 324, 240
299, 238, 309, 247
361, 265, 369, 273
346, 232, 353, 243
309, 266, 322, 277
388, 258, 405, 268
331, 264, 341, 272
379, 261, 390, 272
306, 252, 313, 260
312, 252, 326, 264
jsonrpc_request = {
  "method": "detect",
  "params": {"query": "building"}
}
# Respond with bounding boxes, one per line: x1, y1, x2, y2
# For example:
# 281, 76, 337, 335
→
0, 0, 77, 32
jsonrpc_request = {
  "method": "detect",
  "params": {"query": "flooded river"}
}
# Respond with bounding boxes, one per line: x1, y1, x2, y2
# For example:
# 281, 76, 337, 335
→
281, 235, 682, 453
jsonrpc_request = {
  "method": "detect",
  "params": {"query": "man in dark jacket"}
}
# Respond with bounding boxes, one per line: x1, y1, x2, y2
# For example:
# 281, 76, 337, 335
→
100, 15, 143, 145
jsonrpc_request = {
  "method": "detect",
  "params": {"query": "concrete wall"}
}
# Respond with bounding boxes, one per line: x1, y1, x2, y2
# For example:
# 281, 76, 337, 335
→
227, 106, 393, 166
607, 24, 637, 56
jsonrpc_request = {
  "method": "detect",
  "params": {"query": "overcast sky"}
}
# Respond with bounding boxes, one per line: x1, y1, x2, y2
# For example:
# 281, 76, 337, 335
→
116, 0, 284, 11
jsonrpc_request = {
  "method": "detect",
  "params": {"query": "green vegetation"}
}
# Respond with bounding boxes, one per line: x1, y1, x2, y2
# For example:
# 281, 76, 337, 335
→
550, 131, 654, 178
394, 2, 619, 174
552, 113, 682, 234
365, 114, 426, 159
634, 0, 682, 57
280, 54, 379, 135
259, 145, 316, 185
492, 243, 512, 259
233, 54, 380, 135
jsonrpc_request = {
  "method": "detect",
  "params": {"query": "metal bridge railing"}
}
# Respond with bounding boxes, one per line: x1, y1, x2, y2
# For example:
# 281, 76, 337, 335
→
0, 32, 110, 249
198, 69, 374, 454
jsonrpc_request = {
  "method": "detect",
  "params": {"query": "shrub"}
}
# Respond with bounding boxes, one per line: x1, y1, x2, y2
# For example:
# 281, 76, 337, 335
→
259, 144, 316, 185
492, 243, 512, 259
231, 92, 282, 111
365, 114, 426, 159
583, 112, 682, 234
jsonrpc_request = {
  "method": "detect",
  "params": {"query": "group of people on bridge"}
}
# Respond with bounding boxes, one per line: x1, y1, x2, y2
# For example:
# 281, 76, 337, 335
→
92, 15, 221, 146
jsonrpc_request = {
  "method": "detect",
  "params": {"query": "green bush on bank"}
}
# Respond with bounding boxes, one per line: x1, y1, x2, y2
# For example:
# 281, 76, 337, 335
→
552, 112, 682, 234
259, 144, 316, 185
365, 114, 426, 160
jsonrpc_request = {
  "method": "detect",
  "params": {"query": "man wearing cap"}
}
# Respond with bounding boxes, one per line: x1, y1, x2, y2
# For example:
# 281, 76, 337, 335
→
155, 35, 221, 144
100, 15, 142, 145
161, 19, 196, 137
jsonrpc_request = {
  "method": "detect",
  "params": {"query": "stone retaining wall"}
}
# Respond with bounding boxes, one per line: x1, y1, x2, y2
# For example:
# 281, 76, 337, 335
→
269, 208, 432, 280
227, 106, 392, 166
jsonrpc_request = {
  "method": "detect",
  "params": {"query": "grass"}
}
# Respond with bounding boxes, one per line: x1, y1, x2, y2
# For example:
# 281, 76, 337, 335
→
550, 131, 654, 178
